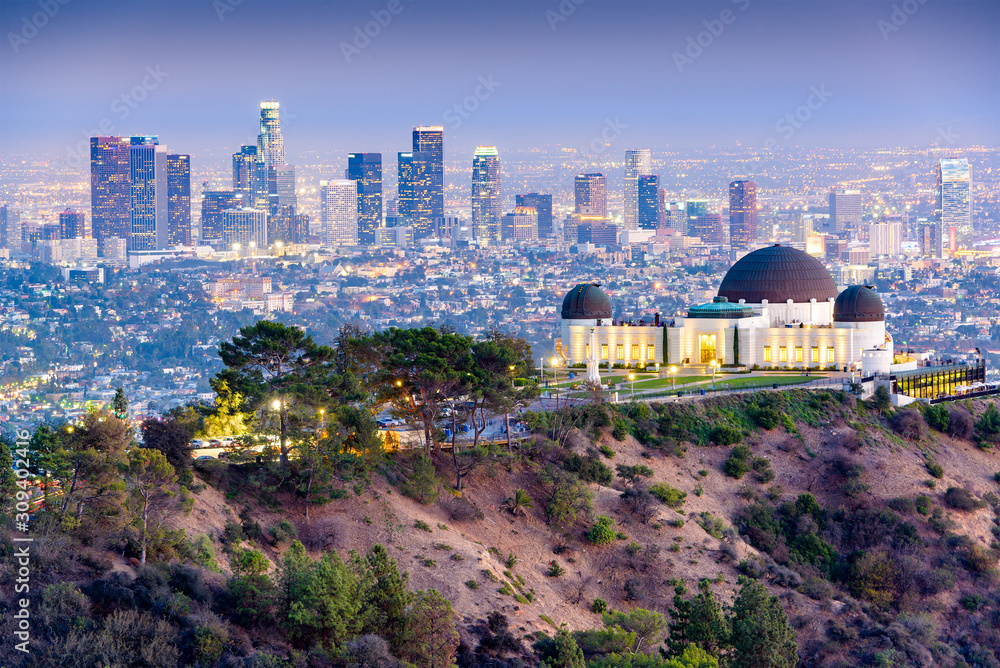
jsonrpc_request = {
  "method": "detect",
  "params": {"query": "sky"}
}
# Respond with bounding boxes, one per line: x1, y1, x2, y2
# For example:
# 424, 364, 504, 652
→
1, 0, 998, 164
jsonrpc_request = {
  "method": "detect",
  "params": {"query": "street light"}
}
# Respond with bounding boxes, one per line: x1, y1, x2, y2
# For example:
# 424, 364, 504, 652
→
710, 360, 719, 388
509, 364, 516, 388
628, 373, 635, 398
669, 365, 678, 390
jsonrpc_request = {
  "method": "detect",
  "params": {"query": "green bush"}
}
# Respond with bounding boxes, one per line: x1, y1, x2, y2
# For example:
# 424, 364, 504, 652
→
914, 495, 932, 515
724, 445, 753, 479
708, 424, 742, 446
943, 487, 986, 511
562, 453, 614, 486
924, 404, 950, 432
612, 419, 630, 441
592, 598, 607, 613
598, 444, 616, 458
268, 519, 297, 545
585, 516, 618, 545
649, 483, 687, 509
925, 458, 944, 479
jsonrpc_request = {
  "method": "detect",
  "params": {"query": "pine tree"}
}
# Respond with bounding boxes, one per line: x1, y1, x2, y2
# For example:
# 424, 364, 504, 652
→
542, 628, 585, 668
0, 436, 17, 516
406, 589, 459, 668
112, 387, 128, 419
356, 543, 411, 653
729, 579, 798, 668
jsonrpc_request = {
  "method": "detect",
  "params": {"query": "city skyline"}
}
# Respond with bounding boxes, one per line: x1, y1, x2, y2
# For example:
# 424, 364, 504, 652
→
1, 0, 997, 166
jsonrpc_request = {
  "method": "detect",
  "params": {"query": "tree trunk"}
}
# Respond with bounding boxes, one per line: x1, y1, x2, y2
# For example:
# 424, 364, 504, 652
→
304, 466, 313, 519
505, 411, 512, 453
140, 493, 149, 564
279, 405, 289, 468
450, 409, 462, 490
62, 462, 80, 514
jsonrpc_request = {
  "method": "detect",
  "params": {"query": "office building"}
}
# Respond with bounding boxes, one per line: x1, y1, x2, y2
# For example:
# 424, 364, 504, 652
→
320, 179, 358, 246
575, 173, 607, 218
257, 100, 285, 170
936, 158, 972, 248
666, 202, 686, 234
201, 190, 243, 246
347, 152, 382, 245
90, 136, 131, 251
686, 199, 710, 220
516, 193, 553, 239
637, 175, 660, 230
129, 136, 168, 251
689, 214, 725, 245
624, 149, 652, 230
269, 206, 309, 245
577, 220, 617, 246
729, 179, 757, 251
0, 205, 21, 251
167, 154, 191, 246
398, 151, 434, 235
472, 146, 502, 244
829, 189, 862, 233
275, 165, 297, 211
501, 206, 537, 243
222, 208, 267, 250
232, 145, 262, 204
411, 126, 444, 238
59, 210, 88, 239
869, 221, 901, 257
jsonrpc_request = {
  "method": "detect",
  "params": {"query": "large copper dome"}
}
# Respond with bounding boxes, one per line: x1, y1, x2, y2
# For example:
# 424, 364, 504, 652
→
718, 245, 837, 304
834, 285, 884, 322
561, 283, 612, 319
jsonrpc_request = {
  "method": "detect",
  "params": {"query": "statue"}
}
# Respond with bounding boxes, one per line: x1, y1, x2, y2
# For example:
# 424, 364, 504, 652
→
586, 327, 601, 384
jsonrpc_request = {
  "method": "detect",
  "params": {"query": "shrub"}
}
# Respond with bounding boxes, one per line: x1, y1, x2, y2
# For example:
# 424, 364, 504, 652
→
443, 497, 484, 522
914, 495, 932, 515
888, 497, 916, 514
724, 445, 753, 480
709, 424, 742, 446
925, 458, 944, 479
976, 404, 1000, 446
585, 516, 617, 545
592, 598, 607, 613
562, 453, 613, 486
891, 408, 927, 441
923, 404, 950, 432
615, 463, 654, 485
649, 483, 687, 509
268, 519, 297, 545
752, 456, 775, 483
944, 487, 986, 511
465, 579, 479, 589
598, 444, 616, 458
948, 407, 975, 440
547, 561, 566, 577
961, 594, 986, 611
414, 519, 432, 532
401, 454, 440, 504
612, 419, 630, 441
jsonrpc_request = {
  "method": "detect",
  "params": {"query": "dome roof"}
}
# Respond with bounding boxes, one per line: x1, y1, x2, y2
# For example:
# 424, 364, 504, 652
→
834, 285, 884, 322
718, 244, 837, 304
561, 283, 612, 319
688, 296, 754, 319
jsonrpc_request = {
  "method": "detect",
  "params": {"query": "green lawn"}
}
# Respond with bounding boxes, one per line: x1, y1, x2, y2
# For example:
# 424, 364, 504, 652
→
708, 374, 825, 390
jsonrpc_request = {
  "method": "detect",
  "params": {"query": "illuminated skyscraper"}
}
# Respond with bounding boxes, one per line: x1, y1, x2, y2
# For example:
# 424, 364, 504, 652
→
129, 136, 168, 251
471, 146, 502, 244
729, 179, 757, 251
347, 153, 382, 245
201, 189, 243, 246
637, 175, 660, 230
574, 173, 607, 218
90, 136, 131, 251
275, 165, 297, 211
686, 199, 709, 220
689, 214, 725, 245
59, 210, 88, 239
167, 154, 191, 246
936, 158, 972, 248
411, 126, 444, 238
257, 100, 285, 170
222, 208, 267, 250
624, 149, 652, 230
320, 179, 358, 246
233, 146, 261, 203
829, 189, 862, 234
517, 193, 553, 239
397, 152, 415, 225
869, 220, 901, 257
502, 206, 538, 243
0, 205, 21, 251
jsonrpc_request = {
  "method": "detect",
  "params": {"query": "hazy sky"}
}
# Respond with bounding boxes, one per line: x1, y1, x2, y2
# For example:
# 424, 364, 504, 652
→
1, 0, 997, 164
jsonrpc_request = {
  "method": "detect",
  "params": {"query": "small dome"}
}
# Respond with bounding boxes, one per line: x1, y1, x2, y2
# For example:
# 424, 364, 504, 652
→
561, 283, 612, 319
718, 244, 838, 304
834, 285, 884, 322
688, 296, 754, 319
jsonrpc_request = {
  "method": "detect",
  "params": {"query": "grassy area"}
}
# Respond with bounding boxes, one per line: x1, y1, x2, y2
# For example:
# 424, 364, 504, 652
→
708, 374, 824, 390
628, 375, 711, 390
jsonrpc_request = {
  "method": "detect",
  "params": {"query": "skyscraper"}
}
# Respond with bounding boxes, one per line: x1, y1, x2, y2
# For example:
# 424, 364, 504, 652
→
502, 206, 538, 243
59, 210, 88, 239
257, 100, 285, 170
201, 190, 243, 246
167, 154, 191, 246
0, 205, 21, 251
936, 158, 972, 248
129, 136, 168, 251
575, 173, 607, 218
729, 179, 758, 251
516, 193, 553, 239
275, 165, 297, 211
232, 146, 261, 203
320, 179, 358, 246
686, 199, 709, 220
869, 220, 901, 257
637, 175, 660, 230
90, 136, 131, 251
472, 146, 502, 244
829, 189, 862, 234
624, 149, 652, 230
412, 126, 444, 230
689, 214, 725, 245
347, 153, 382, 245
222, 208, 267, 251
397, 152, 415, 226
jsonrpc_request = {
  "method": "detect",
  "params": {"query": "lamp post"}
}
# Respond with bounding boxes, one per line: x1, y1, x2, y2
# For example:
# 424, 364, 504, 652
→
628, 373, 635, 399
549, 357, 559, 408
669, 365, 678, 390
710, 360, 718, 388
509, 364, 516, 389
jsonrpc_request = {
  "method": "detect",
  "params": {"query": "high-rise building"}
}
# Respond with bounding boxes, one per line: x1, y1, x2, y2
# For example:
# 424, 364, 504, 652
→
275, 165, 297, 211
232, 146, 261, 203
666, 202, 686, 234
59, 210, 88, 239
577, 220, 618, 246
472, 146, 502, 244
129, 136, 168, 251
0, 205, 21, 251
90, 136, 131, 251
686, 199, 710, 220
516, 193, 553, 239
574, 173, 607, 218
269, 206, 310, 245
829, 189, 862, 234
624, 149, 652, 230
936, 158, 972, 248
689, 214, 725, 245
257, 100, 285, 170
201, 190, 243, 246
411, 126, 444, 238
869, 220, 901, 257
637, 175, 660, 230
222, 208, 267, 250
501, 206, 537, 243
397, 152, 416, 226
729, 179, 758, 251
347, 153, 382, 245
320, 179, 358, 246
167, 154, 191, 247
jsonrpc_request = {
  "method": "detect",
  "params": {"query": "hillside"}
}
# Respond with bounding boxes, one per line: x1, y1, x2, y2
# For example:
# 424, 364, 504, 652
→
2, 389, 999, 668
